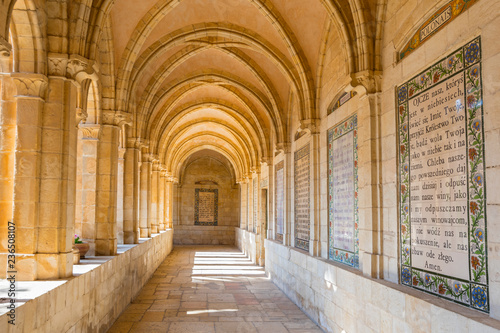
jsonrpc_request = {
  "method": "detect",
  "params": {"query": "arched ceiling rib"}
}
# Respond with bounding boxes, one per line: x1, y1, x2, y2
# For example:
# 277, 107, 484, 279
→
70, 0, 381, 176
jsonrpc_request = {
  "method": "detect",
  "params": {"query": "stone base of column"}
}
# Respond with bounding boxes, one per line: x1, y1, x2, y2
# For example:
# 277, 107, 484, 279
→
159, 223, 165, 231
95, 239, 117, 256
123, 231, 137, 244
151, 226, 159, 234
140, 228, 149, 238
0, 252, 73, 280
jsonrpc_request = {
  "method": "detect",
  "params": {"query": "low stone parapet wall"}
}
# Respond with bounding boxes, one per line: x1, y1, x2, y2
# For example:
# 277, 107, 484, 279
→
265, 239, 500, 333
235, 228, 257, 264
0, 230, 173, 332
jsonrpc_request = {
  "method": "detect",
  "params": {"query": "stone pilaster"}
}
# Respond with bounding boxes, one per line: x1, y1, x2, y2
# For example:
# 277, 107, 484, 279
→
281, 143, 293, 247
123, 139, 140, 244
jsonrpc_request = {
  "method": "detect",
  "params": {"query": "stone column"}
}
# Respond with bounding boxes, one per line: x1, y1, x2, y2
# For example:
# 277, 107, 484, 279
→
139, 153, 152, 237
266, 161, 274, 240
150, 161, 160, 234
238, 179, 248, 230
0, 73, 16, 277
94, 112, 120, 256
158, 170, 166, 231
165, 176, 175, 229
116, 147, 126, 244
78, 124, 100, 256
2, 74, 48, 280
123, 139, 140, 244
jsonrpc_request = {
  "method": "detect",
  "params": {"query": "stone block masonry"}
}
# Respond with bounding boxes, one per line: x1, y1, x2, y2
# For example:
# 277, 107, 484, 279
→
265, 239, 500, 333
0, 230, 173, 332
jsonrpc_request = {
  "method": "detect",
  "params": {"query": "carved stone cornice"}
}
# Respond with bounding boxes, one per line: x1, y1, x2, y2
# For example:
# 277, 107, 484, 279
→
102, 110, 133, 127
79, 124, 101, 140
351, 70, 383, 94
11, 73, 48, 99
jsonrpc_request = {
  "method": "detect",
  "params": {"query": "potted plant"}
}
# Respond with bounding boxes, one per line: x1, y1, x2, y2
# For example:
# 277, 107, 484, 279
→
74, 234, 90, 259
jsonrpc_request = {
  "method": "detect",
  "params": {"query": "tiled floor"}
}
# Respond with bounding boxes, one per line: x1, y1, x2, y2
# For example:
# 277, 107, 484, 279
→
108, 245, 323, 332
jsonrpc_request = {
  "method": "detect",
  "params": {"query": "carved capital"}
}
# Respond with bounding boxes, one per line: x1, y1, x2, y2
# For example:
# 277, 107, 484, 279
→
275, 142, 291, 154
351, 70, 383, 94
48, 53, 69, 77
102, 110, 133, 127
0, 36, 11, 58
66, 55, 94, 82
299, 118, 321, 135
76, 107, 88, 126
260, 156, 272, 165
250, 166, 260, 174
127, 137, 142, 149
79, 124, 101, 140
11, 73, 48, 99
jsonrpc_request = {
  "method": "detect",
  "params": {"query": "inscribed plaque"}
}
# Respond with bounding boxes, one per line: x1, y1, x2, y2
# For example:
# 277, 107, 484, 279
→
398, 37, 488, 311
194, 189, 218, 226
328, 115, 359, 267
275, 161, 284, 242
294, 144, 310, 251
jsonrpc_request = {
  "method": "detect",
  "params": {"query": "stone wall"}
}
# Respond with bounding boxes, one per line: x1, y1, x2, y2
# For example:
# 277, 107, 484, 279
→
265, 239, 500, 333
174, 226, 235, 245
0, 231, 173, 332
174, 156, 239, 245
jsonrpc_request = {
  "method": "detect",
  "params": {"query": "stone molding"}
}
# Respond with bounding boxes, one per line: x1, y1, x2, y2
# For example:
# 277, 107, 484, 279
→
11, 73, 48, 99
79, 124, 101, 140
102, 110, 133, 127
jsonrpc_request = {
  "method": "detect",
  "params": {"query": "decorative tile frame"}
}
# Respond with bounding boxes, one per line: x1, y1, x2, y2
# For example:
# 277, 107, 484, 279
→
275, 161, 284, 242
399, 0, 478, 60
294, 144, 310, 252
328, 115, 359, 267
328, 91, 357, 115
194, 188, 219, 226
397, 37, 488, 312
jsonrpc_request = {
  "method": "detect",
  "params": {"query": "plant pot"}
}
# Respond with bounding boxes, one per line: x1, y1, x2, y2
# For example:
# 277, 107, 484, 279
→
74, 243, 90, 259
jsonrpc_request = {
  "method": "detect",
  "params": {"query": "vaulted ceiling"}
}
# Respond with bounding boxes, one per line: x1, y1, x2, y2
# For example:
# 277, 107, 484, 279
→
2, 0, 383, 182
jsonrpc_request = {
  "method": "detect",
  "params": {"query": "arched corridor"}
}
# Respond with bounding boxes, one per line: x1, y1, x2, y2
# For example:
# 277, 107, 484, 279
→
109, 246, 322, 333
0, 0, 500, 332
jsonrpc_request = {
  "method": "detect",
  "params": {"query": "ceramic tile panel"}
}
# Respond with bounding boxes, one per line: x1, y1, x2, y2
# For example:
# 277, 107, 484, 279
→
398, 37, 488, 312
294, 144, 310, 251
194, 188, 218, 226
328, 115, 359, 267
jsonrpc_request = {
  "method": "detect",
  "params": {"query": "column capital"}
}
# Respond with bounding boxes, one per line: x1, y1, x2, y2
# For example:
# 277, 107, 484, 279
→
118, 147, 127, 159
11, 73, 48, 99
79, 124, 101, 140
351, 70, 383, 94
47, 54, 96, 83
275, 142, 291, 154
260, 156, 272, 165
299, 118, 321, 135
102, 110, 133, 127
0, 37, 11, 72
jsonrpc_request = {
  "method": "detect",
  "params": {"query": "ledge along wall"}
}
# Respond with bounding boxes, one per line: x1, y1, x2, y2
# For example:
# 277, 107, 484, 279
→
0, 231, 173, 332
